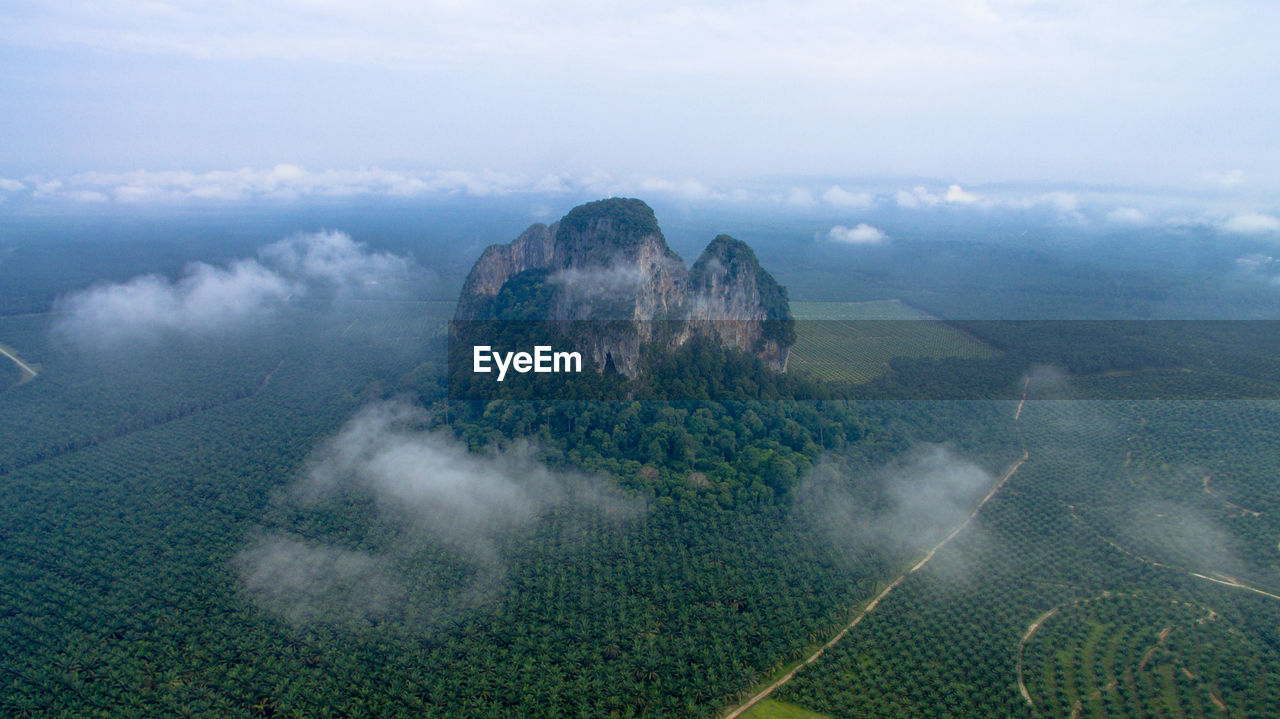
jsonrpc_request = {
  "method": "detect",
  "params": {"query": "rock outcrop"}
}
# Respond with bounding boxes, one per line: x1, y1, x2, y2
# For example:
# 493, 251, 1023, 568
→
454, 198, 793, 377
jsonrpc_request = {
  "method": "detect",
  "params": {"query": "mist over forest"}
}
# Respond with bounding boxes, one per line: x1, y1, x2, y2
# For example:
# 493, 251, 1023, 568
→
2, 192, 1280, 717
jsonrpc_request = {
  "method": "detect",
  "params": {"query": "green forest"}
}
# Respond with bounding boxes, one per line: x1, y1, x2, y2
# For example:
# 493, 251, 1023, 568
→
3, 207, 1280, 718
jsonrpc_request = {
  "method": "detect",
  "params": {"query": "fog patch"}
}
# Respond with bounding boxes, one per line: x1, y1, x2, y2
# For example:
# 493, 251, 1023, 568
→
1022, 364, 1076, 400
1222, 212, 1280, 235
1126, 499, 1243, 579
237, 534, 404, 624
237, 400, 644, 628
795, 444, 995, 571
54, 231, 411, 347
550, 264, 648, 299
54, 259, 293, 347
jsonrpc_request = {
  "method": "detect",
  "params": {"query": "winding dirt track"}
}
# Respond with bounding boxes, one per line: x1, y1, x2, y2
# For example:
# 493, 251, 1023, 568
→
1017, 607, 1060, 704
721, 451, 1029, 719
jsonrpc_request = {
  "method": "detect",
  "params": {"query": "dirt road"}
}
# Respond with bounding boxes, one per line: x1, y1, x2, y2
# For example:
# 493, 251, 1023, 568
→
721, 451, 1029, 719
0, 342, 37, 382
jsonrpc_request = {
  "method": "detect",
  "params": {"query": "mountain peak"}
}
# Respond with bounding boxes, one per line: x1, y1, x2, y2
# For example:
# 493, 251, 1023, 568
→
453, 199, 793, 377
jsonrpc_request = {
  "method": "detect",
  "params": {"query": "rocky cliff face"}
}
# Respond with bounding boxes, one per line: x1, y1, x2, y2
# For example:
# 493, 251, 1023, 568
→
454, 222, 556, 319
454, 198, 793, 376
685, 234, 793, 371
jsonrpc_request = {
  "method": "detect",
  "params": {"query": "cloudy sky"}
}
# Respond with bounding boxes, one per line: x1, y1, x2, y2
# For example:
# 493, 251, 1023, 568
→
1, 1, 1276, 196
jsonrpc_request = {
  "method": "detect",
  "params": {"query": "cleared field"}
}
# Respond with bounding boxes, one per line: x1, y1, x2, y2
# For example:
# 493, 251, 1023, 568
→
789, 301, 995, 383
741, 699, 831, 719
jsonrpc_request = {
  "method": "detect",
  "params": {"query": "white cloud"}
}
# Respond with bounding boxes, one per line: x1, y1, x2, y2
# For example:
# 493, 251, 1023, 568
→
1041, 191, 1079, 213
828, 223, 886, 244
639, 176, 718, 201
822, 185, 873, 208
895, 185, 941, 208
238, 535, 403, 624
944, 184, 979, 204
550, 264, 648, 298
54, 259, 294, 346
30, 165, 530, 203
32, 179, 62, 197
1223, 211, 1280, 235
54, 231, 412, 347
795, 444, 995, 562
0, 177, 24, 192
259, 230, 410, 286
1106, 207, 1147, 224
894, 185, 982, 208
239, 400, 643, 625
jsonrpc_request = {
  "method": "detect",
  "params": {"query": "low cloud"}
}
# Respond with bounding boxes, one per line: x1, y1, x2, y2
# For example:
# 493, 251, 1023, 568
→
237, 401, 643, 626
550, 263, 650, 299
1106, 207, 1148, 224
0, 177, 24, 192
822, 185, 873, 208
895, 185, 941, 209
238, 535, 404, 624
1125, 499, 1242, 579
795, 445, 994, 564
54, 231, 411, 347
1222, 211, 1280, 235
828, 223, 886, 244
944, 184, 980, 204
1040, 191, 1079, 213
54, 259, 294, 346
24, 165, 525, 203
893, 184, 980, 208
259, 229, 410, 286
639, 176, 719, 201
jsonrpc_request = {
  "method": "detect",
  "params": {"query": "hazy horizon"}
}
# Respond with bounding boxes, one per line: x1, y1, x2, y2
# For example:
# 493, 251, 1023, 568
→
2, 1, 1278, 201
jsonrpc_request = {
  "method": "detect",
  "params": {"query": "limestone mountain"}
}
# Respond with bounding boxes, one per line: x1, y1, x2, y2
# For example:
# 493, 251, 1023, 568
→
454, 198, 794, 377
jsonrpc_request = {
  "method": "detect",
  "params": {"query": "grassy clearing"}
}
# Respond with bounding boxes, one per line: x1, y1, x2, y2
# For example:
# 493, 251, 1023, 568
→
788, 301, 995, 383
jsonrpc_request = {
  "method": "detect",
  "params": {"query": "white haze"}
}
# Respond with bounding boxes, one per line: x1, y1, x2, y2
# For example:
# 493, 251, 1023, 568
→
1129, 499, 1241, 579
796, 444, 994, 563
827, 223, 887, 244
549, 264, 649, 300
237, 535, 403, 625
237, 400, 644, 626
54, 230, 410, 347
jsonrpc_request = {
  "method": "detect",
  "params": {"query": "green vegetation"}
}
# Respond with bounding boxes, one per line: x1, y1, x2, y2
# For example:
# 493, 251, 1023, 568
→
771, 399, 1280, 718
556, 197, 668, 262
788, 302, 995, 384
4, 206, 1280, 717
1022, 594, 1280, 717
741, 698, 830, 719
